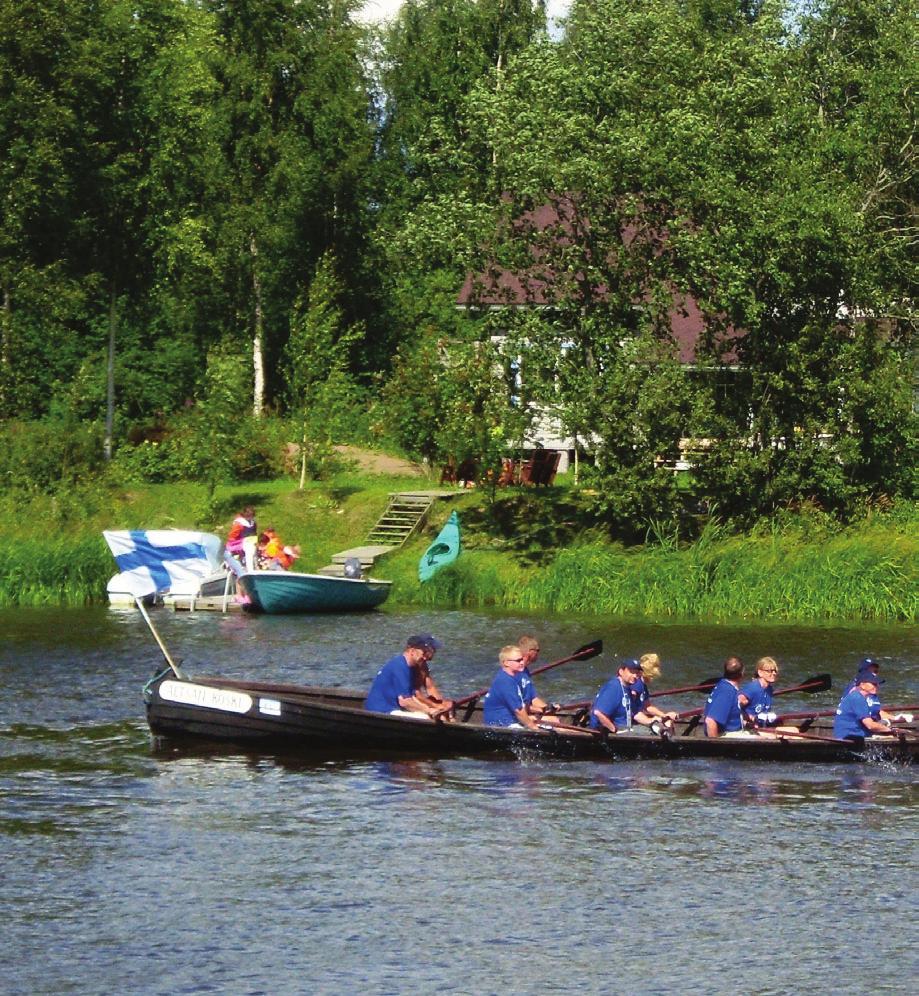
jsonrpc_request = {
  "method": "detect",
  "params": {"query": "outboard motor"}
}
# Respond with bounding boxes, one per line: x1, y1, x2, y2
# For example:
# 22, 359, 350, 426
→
343, 556, 362, 579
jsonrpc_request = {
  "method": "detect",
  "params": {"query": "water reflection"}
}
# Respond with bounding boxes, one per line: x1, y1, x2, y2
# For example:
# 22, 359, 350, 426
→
2, 607, 917, 995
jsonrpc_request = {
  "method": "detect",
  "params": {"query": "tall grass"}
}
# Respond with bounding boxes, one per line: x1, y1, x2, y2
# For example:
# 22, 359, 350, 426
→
0, 536, 113, 607
392, 517, 918, 623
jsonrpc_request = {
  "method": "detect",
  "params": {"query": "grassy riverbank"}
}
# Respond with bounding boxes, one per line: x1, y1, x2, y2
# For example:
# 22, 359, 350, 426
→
0, 471, 916, 622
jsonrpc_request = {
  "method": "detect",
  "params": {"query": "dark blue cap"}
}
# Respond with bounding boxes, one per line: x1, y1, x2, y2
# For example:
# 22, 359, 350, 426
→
856, 672, 883, 686
407, 633, 442, 651
857, 658, 878, 672
620, 658, 642, 671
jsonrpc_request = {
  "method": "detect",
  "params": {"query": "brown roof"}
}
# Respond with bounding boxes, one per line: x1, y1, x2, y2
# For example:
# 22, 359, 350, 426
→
456, 200, 739, 365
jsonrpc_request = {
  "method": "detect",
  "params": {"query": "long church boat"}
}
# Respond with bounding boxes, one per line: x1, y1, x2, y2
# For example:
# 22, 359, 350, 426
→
143, 671, 917, 765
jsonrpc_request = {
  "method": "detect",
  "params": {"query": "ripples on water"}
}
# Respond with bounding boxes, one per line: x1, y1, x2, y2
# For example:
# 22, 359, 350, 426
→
1, 607, 917, 993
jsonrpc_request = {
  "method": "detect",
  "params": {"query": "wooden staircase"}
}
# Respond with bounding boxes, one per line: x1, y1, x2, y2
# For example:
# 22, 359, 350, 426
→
365, 492, 436, 547
317, 491, 455, 576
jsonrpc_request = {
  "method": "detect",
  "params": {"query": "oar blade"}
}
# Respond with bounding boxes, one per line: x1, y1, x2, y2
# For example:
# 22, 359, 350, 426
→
572, 639, 603, 661
800, 673, 833, 694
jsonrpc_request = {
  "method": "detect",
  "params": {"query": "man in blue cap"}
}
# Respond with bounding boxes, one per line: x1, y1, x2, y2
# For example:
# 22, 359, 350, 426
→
833, 671, 894, 743
589, 659, 642, 733
844, 658, 879, 695
843, 658, 895, 723
365, 634, 451, 719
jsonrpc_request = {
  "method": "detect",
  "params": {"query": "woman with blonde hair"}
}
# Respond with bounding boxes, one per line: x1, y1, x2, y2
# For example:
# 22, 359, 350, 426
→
739, 657, 798, 733
630, 653, 679, 735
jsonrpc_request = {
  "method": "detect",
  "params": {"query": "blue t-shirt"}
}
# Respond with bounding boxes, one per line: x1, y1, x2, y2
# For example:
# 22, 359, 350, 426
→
843, 682, 882, 718
630, 677, 650, 717
590, 677, 631, 731
520, 667, 536, 705
484, 669, 527, 726
834, 689, 874, 739
365, 653, 413, 713
704, 679, 743, 734
740, 679, 775, 725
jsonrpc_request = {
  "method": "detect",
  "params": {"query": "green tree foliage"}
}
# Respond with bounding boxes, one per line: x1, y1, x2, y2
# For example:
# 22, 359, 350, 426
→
285, 251, 365, 484
203, 0, 375, 416
0, 0, 913, 528
456, 0, 916, 524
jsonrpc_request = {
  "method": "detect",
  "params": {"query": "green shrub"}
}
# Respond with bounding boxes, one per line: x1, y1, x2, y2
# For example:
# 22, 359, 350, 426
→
0, 419, 106, 494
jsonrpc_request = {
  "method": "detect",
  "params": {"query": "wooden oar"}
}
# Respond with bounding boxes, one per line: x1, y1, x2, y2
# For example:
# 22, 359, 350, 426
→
453, 639, 603, 710
556, 675, 720, 714
777, 703, 919, 724
675, 673, 833, 722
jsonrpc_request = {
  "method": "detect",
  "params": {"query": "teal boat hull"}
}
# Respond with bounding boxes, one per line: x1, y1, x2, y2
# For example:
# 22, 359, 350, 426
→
419, 511, 460, 582
238, 571, 392, 614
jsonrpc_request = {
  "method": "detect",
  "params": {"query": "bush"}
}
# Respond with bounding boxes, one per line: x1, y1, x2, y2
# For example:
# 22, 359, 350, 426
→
111, 413, 291, 485
0, 419, 106, 494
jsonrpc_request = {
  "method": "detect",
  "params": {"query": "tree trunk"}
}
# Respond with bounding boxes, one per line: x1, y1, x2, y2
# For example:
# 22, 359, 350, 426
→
104, 287, 116, 461
299, 425, 308, 490
0, 283, 11, 414
250, 233, 265, 418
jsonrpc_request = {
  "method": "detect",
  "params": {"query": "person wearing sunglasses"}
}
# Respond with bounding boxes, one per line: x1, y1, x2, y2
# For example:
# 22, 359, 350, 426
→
517, 635, 561, 720
483, 645, 544, 730
739, 657, 802, 735
739, 657, 782, 728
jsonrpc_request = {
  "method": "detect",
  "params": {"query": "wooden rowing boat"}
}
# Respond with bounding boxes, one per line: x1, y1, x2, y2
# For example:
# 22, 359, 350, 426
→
143, 672, 917, 764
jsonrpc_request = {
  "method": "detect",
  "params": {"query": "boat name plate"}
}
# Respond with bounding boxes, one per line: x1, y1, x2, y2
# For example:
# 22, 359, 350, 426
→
159, 680, 252, 714
259, 698, 282, 717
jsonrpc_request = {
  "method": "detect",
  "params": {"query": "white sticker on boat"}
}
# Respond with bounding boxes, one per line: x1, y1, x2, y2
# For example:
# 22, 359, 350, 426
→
159, 680, 252, 714
259, 698, 281, 716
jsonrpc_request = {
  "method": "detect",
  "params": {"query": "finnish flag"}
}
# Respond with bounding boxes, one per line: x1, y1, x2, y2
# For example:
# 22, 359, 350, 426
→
103, 529, 224, 599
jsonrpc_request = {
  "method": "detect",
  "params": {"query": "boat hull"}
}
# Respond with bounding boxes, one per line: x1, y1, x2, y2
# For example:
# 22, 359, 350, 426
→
237, 571, 392, 614
144, 674, 917, 765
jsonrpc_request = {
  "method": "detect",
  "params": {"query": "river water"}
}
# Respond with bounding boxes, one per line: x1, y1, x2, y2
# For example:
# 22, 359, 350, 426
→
1, 606, 917, 994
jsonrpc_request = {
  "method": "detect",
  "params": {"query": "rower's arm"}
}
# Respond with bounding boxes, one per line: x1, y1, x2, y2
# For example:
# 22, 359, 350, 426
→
704, 717, 720, 738
398, 693, 440, 718
862, 716, 893, 735
514, 705, 541, 730
592, 709, 618, 734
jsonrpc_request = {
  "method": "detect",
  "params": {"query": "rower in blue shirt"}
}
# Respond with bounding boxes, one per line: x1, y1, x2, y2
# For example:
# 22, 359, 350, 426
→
365, 634, 451, 719
844, 658, 879, 696
629, 653, 679, 735
483, 645, 542, 729
590, 659, 641, 733
834, 672, 894, 742
740, 656, 781, 727
703, 657, 746, 737
842, 659, 894, 724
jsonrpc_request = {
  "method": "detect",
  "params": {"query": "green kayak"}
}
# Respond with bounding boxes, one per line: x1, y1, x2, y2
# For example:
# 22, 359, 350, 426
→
419, 511, 460, 582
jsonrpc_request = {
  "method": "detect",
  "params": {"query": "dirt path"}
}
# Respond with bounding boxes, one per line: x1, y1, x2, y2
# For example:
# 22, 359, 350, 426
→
333, 445, 427, 477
